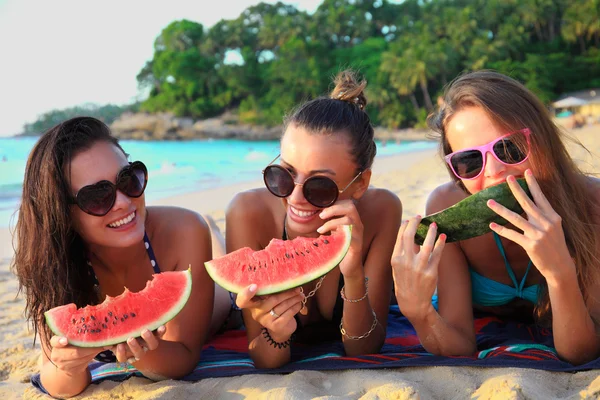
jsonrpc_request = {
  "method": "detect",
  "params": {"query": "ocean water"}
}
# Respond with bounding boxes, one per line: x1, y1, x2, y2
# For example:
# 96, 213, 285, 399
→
0, 137, 436, 227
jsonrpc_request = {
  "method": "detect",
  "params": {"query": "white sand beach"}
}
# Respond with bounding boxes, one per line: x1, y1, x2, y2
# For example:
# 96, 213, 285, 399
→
2, 125, 600, 399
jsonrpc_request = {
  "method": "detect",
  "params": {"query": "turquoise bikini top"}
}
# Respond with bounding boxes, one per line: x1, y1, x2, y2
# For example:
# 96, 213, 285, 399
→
470, 232, 540, 307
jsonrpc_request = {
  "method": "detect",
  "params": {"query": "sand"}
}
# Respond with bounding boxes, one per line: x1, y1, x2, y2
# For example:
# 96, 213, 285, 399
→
2, 126, 600, 399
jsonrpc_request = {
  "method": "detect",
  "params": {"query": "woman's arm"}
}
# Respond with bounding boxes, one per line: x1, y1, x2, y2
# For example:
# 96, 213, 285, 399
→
331, 190, 402, 356
489, 173, 600, 364
226, 191, 302, 368
129, 209, 215, 378
393, 184, 477, 356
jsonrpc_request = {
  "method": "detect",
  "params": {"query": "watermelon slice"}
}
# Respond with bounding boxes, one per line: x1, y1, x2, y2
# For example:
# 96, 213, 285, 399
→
206, 225, 352, 295
414, 178, 531, 244
44, 268, 192, 347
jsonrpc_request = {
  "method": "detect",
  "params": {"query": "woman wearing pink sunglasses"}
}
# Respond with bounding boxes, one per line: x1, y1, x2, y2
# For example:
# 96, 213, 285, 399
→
392, 71, 600, 365
227, 70, 402, 369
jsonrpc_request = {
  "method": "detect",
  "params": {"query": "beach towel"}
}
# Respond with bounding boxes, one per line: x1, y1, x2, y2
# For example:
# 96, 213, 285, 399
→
31, 305, 600, 391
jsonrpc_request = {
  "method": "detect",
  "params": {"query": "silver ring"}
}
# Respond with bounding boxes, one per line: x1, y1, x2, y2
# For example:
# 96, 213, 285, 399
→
269, 308, 280, 318
126, 357, 138, 364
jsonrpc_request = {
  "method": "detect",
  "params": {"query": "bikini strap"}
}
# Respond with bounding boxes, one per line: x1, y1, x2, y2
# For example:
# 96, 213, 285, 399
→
492, 232, 532, 297
143, 231, 161, 273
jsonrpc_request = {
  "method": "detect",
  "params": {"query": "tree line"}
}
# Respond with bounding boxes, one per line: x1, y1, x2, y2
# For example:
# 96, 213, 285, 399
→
25, 0, 600, 133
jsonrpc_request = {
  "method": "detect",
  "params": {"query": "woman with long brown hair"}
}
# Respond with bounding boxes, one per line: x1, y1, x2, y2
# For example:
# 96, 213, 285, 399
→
392, 70, 600, 365
13, 117, 236, 397
228, 70, 402, 368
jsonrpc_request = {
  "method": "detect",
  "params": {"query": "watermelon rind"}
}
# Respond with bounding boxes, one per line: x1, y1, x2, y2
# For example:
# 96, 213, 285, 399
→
205, 225, 353, 295
414, 179, 531, 245
44, 268, 193, 347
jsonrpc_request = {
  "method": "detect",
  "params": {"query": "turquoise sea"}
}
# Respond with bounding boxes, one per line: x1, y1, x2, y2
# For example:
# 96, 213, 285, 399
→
0, 137, 436, 227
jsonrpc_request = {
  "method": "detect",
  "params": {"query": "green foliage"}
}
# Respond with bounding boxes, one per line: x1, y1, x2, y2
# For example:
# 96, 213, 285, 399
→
30, 0, 599, 133
22, 103, 139, 136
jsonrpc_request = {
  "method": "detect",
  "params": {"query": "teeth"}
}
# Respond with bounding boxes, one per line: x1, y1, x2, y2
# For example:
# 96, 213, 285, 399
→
108, 212, 135, 228
291, 207, 318, 218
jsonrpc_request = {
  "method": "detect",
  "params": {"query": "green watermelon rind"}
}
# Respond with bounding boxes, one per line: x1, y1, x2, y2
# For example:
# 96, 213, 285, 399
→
44, 268, 193, 348
414, 179, 531, 245
205, 225, 353, 296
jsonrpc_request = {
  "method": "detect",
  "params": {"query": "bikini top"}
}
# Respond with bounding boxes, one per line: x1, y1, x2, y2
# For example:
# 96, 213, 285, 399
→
91, 232, 161, 363
470, 232, 540, 307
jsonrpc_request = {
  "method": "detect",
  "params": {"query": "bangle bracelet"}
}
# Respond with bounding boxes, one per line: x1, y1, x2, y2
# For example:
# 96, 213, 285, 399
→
340, 277, 368, 303
340, 308, 378, 340
261, 328, 293, 349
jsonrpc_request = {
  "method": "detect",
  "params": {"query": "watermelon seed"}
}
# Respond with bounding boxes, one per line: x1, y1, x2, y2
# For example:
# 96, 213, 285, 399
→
313, 242, 319, 247
306, 249, 310, 253
104, 317, 108, 323
82, 324, 87, 329
77, 329, 81, 334
108, 311, 113, 317
113, 321, 117, 325
285, 253, 290, 259
72, 319, 76, 324
124, 314, 128, 320
90, 315, 96, 321
80, 317, 85, 323
323, 239, 329, 244
121, 317, 125, 322
102, 323, 108, 329
131, 313, 136, 317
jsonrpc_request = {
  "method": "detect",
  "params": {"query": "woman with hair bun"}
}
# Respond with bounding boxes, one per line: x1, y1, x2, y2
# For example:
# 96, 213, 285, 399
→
228, 70, 402, 368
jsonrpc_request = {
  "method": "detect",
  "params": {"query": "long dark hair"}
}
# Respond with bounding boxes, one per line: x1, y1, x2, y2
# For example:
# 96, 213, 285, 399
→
284, 69, 377, 172
428, 70, 600, 324
12, 117, 126, 346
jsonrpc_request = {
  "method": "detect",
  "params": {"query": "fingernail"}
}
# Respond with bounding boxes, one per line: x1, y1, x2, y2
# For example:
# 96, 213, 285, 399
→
128, 337, 135, 343
249, 284, 257, 293
507, 175, 516, 182
59, 337, 68, 345
317, 226, 324, 233
440, 233, 447, 241
526, 169, 532, 176
431, 223, 437, 229
142, 329, 150, 335
158, 325, 166, 332
490, 222, 498, 229
488, 199, 496, 206
319, 212, 325, 218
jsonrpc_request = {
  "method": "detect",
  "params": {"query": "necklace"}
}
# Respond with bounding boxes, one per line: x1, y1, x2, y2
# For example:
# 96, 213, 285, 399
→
283, 215, 326, 310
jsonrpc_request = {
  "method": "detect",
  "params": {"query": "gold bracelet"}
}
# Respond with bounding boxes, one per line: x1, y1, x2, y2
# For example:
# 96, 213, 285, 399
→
340, 277, 368, 303
339, 308, 378, 340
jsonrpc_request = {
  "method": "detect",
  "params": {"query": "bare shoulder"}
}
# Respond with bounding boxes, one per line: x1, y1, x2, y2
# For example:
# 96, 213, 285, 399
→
358, 187, 402, 227
426, 181, 468, 214
146, 206, 209, 242
226, 188, 275, 220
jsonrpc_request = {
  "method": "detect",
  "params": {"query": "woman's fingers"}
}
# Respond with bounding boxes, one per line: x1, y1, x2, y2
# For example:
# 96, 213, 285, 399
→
235, 284, 260, 309
403, 216, 421, 255
259, 289, 304, 314
487, 199, 532, 232
317, 216, 353, 234
418, 222, 438, 265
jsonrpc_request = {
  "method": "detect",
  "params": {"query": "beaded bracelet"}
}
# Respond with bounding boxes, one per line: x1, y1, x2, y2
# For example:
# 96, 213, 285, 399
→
340, 277, 369, 303
339, 308, 379, 340
261, 328, 293, 349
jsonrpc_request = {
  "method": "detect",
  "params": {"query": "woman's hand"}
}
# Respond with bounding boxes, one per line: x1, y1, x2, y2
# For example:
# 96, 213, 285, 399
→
48, 336, 109, 375
317, 200, 363, 279
487, 171, 576, 285
236, 285, 304, 342
391, 217, 446, 319
108, 325, 167, 364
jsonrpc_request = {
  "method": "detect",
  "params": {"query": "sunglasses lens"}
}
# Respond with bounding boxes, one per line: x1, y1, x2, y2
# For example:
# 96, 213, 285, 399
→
304, 176, 339, 208
493, 131, 529, 164
264, 165, 294, 197
77, 181, 116, 216
118, 163, 147, 198
450, 150, 484, 179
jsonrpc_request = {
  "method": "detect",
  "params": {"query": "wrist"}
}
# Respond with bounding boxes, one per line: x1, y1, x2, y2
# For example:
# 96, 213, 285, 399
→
263, 328, 292, 344
341, 268, 365, 282
544, 259, 577, 289
402, 302, 436, 322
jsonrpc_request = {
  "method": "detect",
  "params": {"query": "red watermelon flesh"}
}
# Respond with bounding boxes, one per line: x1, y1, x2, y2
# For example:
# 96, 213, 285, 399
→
44, 268, 192, 347
205, 225, 352, 295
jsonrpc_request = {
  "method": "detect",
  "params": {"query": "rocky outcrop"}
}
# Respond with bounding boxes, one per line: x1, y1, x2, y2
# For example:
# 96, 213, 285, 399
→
109, 112, 432, 142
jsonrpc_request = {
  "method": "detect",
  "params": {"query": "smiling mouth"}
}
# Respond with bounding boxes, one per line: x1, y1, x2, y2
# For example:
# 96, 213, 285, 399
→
107, 211, 136, 228
290, 206, 319, 218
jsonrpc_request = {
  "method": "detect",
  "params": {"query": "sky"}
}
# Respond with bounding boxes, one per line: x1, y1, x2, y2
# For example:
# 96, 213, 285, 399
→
0, 0, 323, 136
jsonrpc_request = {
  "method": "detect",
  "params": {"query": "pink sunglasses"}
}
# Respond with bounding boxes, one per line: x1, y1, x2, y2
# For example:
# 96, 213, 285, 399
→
444, 128, 531, 180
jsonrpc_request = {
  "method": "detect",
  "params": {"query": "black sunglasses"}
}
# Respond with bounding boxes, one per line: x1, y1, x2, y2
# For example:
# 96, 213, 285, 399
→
69, 161, 148, 216
262, 155, 361, 208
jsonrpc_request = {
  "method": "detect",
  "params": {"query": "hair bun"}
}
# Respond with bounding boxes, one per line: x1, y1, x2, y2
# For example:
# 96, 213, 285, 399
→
330, 70, 367, 110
